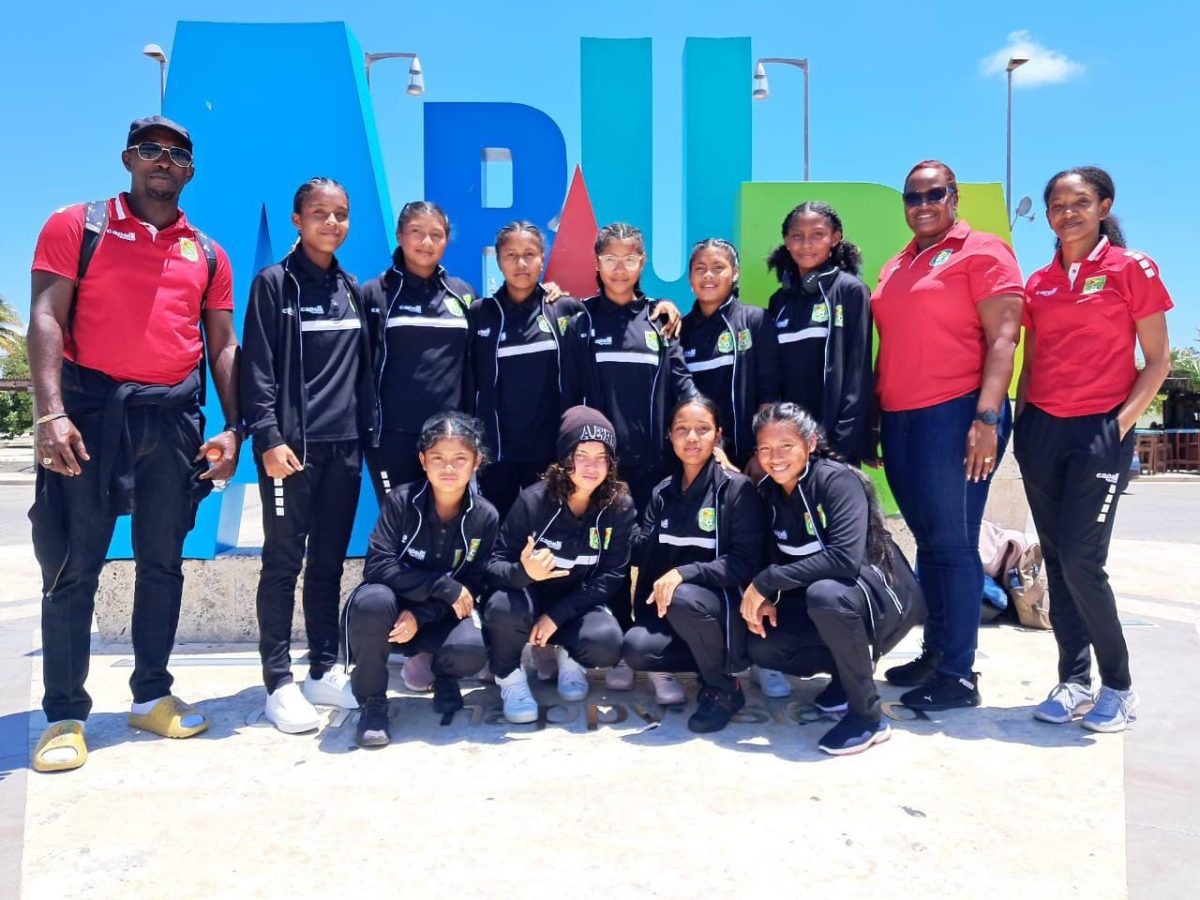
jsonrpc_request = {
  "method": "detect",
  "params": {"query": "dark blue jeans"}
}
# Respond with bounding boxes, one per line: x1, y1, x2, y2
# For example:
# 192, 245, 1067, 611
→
881, 391, 1011, 680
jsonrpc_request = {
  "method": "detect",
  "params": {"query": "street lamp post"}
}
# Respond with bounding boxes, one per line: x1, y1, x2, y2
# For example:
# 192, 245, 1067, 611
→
364, 51, 424, 95
1006, 56, 1029, 222
142, 43, 167, 108
753, 57, 810, 181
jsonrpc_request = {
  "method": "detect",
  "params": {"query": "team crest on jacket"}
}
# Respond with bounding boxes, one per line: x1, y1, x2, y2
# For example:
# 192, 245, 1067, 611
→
644, 330, 660, 351
833, 305, 844, 328
717, 332, 734, 353
179, 237, 199, 263
588, 527, 613, 550
698, 507, 716, 532
810, 303, 829, 324
466, 537, 482, 561
931, 249, 953, 267
1082, 276, 1107, 294
537, 315, 553, 334
444, 296, 465, 317
804, 511, 816, 535
736, 328, 753, 351
558, 315, 571, 334
817, 504, 827, 527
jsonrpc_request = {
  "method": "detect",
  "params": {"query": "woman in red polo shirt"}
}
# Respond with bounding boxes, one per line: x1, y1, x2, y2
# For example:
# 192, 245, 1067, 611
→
1016, 166, 1172, 734
872, 160, 1024, 711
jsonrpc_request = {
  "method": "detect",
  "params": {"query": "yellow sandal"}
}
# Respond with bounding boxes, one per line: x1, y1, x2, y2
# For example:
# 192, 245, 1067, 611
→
127, 696, 209, 739
33, 721, 88, 773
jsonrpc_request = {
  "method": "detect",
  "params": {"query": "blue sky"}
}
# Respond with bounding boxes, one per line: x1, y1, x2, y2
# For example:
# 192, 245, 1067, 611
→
2, 0, 1197, 346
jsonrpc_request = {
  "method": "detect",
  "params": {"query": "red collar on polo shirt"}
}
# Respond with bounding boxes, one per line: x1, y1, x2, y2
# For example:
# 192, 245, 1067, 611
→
897, 218, 972, 263
1041, 235, 1111, 290
109, 192, 193, 240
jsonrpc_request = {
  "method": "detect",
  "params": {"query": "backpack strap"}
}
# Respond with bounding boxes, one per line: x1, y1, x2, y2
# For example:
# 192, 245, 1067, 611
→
192, 227, 218, 303
69, 200, 109, 334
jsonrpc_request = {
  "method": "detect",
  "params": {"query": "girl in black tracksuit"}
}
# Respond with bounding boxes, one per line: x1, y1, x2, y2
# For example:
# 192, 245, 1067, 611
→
766, 203, 874, 464
343, 411, 499, 747
469, 222, 585, 518
482, 407, 635, 724
743, 403, 923, 756
623, 396, 767, 733
560, 222, 696, 516
679, 239, 781, 468
240, 178, 379, 733
361, 200, 477, 498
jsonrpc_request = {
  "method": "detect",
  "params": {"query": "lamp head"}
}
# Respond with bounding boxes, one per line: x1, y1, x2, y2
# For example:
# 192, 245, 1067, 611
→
752, 61, 769, 100
1006, 56, 1030, 73
142, 43, 167, 64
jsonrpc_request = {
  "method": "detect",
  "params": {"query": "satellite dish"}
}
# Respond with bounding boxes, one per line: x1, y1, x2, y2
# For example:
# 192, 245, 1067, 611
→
1015, 196, 1032, 217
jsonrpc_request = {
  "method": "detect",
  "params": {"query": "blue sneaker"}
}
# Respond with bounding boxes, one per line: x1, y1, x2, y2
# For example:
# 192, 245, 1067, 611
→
1033, 682, 1095, 724
817, 714, 891, 756
1081, 687, 1138, 733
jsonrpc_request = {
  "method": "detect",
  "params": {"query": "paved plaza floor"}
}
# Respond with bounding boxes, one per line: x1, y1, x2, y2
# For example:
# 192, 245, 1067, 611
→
0, 480, 1197, 898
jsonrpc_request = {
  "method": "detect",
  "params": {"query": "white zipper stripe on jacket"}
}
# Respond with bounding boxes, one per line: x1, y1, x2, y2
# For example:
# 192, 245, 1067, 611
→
648, 318, 664, 449
491, 295, 505, 460
283, 260, 308, 466
686, 355, 734, 373
450, 490, 476, 578
300, 319, 361, 332
817, 279, 833, 392
596, 351, 659, 365
658, 534, 717, 549
719, 304, 739, 457
870, 563, 904, 615
778, 326, 828, 344
386, 316, 468, 329
497, 340, 557, 359
795, 464, 829, 552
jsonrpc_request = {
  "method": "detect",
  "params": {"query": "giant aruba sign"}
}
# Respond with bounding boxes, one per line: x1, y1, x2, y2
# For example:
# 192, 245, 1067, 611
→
105, 21, 1011, 559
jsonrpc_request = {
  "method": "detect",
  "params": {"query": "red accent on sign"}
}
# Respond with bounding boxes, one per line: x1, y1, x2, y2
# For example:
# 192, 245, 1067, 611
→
544, 165, 600, 299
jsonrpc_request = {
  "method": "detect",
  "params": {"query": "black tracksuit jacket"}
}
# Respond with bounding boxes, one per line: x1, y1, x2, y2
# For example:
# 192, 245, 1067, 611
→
240, 249, 380, 460
485, 481, 637, 628
679, 294, 781, 463
631, 458, 767, 604
767, 267, 874, 464
467, 284, 584, 463
360, 249, 477, 435
560, 292, 696, 471
754, 457, 923, 658
361, 480, 500, 626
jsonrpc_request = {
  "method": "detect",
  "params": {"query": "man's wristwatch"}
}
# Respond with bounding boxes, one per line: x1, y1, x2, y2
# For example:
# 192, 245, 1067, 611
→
975, 409, 1001, 427
222, 422, 247, 441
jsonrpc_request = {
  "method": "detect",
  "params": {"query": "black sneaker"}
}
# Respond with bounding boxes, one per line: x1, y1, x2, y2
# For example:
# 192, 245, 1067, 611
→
432, 677, 464, 715
817, 714, 891, 756
814, 678, 848, 714
687, 680, 746, 734
355, 696, 391, 748
900, 671, 981, 711
884, 646, 943, 687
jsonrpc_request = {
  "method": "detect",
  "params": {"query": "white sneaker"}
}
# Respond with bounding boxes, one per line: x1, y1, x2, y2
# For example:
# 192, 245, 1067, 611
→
605, 660, 636, 691
302, 669, 359, 709
555, 646, 590, 701
402, 652, 435, 692
264, 682, 320, 734
752, 665, 792, 699
648, 672, 686, 705
496, 667, 539, 724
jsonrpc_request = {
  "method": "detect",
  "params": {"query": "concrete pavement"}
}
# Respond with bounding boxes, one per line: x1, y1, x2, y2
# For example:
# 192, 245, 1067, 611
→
0, 481, 1197, 898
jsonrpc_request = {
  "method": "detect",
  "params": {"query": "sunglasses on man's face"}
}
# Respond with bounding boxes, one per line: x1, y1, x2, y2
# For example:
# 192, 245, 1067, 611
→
902, 186, 955, 208
128, 141, 194, 168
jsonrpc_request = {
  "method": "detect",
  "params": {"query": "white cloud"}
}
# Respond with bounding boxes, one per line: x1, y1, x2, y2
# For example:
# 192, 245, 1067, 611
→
980, 30, 1085, 87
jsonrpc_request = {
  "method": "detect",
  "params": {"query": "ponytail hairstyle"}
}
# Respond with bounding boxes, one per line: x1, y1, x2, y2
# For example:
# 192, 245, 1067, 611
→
594, 222, 646, 294
1042, 166, 1126, 249
417, 410, 491, 467
766, 202, 863, 284
293, 176, 348, 214
395, 200, 451, 269
752, 402, 893, 577
688, 238, 741, 299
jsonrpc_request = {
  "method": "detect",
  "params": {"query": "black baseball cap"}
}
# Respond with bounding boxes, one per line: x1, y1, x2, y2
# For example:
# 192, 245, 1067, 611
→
127, 115, 192, 151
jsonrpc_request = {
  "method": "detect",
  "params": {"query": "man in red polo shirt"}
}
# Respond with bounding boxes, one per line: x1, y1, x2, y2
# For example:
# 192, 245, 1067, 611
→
26, 115, 241, 773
